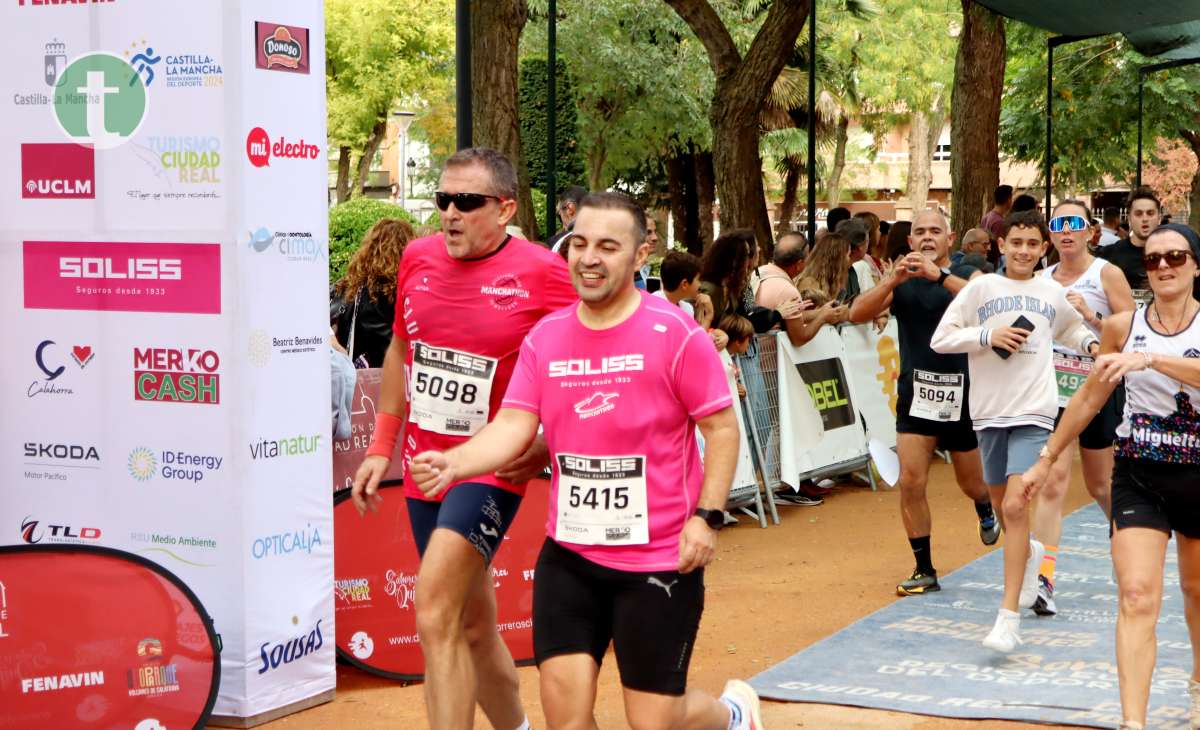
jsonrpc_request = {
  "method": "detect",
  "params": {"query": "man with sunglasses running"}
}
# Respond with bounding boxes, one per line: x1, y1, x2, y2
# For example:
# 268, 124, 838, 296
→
352, 147, 576, 730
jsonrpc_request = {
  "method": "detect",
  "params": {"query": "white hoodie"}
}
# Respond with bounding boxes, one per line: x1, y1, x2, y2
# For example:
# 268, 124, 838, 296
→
931, 273, 1098, 431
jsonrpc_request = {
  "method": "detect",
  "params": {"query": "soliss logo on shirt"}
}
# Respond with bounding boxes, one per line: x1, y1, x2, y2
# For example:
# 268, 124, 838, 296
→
548, 355, 644, 378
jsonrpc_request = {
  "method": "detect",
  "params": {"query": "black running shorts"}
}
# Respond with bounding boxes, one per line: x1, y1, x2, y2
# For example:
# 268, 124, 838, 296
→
532, 537, 704, 696
1111, 459, 1200, 539
1055, 387, 1121, 450
895, 390, 978, 453
407, 482, 522, 564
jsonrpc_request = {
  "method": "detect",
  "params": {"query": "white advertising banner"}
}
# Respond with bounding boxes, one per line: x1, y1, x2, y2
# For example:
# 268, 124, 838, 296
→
0, 0, 332, 722
839, 319, 901, 449
776, 328, 869, 484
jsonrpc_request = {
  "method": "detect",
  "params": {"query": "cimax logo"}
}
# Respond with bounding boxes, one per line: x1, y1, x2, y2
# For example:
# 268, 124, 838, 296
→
560, 455, 640, 473
133, 348, 220, 405
21, 516, 101, 544
548, 355, 644, 378
59, 257, 182, 280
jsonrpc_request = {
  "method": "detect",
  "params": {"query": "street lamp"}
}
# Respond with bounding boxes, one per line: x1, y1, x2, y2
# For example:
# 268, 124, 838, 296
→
392, 110, 416, 210
407, 158, 417, 199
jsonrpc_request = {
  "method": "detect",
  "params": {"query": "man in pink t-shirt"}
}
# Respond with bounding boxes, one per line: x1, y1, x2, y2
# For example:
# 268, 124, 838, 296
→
411, 192, 764, 730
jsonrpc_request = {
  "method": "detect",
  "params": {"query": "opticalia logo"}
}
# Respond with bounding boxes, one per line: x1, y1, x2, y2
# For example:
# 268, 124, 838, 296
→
23, 241, 221, 314
133, 348, 221, 405
20, 516, 101, 545
245, 228, 324, 263
52, 52, 147, 149
245, 127, 320, 168
258, 619, 324, 674
21, 143, 94, 199
251, 523, 323, 559
255, 22, 309, 74
128, 447, 222, 483
248, 433, 321, 460
29, 339, 92, 398
124, 40, 223, 89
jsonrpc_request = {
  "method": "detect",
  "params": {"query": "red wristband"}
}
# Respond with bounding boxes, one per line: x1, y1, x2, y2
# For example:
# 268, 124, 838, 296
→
366, 412, 404, 458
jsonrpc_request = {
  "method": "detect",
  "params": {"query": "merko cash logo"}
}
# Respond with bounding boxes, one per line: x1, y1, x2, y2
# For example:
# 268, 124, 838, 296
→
245, 126, 320, 168
133, 348, 220, 405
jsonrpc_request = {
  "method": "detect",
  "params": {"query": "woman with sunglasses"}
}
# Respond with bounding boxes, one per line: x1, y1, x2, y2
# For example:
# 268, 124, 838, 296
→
1023, 224, 1200, 730
1028, 201, 1135, 616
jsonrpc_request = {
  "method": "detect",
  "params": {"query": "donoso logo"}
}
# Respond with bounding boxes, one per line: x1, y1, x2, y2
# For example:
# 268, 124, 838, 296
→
21, 143, 95, 199
23, 241, 220, 314
245, 127, 320, 168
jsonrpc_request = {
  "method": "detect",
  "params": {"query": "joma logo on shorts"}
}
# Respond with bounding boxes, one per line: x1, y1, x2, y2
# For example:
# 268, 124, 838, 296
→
548, 355, 643, 378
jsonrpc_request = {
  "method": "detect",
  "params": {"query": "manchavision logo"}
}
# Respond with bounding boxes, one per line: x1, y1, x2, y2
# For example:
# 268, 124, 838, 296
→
128, 447, 222, 483
249, 433, 321, 461
245, 227, 324, 263
248, 329, 324, 367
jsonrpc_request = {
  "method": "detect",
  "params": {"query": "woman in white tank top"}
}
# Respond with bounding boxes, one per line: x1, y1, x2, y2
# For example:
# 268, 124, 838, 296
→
1024, 224, 1200, 730
1025, 201, 1134, 616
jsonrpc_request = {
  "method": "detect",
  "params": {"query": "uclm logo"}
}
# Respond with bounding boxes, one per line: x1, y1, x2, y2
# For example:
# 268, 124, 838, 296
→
23, 241, 220, 314
245, 126, 320, 168
21, 143, 94, 199
134, 348, 221, 405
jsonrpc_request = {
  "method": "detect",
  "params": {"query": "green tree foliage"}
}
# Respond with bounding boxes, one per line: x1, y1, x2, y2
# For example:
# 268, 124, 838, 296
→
518, 58, 587, 195
999, 23, 1200, 202
328, 198, 417, 282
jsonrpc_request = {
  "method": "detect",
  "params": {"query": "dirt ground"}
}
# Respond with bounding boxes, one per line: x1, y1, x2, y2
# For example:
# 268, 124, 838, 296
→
262, 458, 1095, 730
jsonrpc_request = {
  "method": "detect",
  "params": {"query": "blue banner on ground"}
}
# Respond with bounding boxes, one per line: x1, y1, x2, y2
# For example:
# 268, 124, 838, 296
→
751, 504, 1194, 728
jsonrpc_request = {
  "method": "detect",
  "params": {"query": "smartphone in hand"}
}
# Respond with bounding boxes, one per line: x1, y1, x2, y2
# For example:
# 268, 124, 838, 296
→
993, 314, 1035, 360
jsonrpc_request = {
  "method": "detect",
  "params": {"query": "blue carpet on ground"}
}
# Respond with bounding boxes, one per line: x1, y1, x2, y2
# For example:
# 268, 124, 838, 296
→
750, 504, 1194, 728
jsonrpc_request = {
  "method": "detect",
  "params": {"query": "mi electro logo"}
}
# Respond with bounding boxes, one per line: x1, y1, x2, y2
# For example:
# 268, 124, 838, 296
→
548, 355, 644, 378
133, 348, 221, 405
21, 143, 94, 199
245, 126, 320, 168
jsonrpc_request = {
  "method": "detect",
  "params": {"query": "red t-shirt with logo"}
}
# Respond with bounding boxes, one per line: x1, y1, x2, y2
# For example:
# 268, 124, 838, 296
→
393, 234, 576, 500
501, 291, 733, 571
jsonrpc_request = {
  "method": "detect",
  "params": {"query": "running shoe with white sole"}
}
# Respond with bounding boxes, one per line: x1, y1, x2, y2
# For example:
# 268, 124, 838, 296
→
978, 514, 1001, 546
897, 569, 940, 596
981, 609, 1022, 652
777, 492, 822, 506
1018, 539, 1045, 609
1032, 575, 1057, 616
720, 678, 762, 730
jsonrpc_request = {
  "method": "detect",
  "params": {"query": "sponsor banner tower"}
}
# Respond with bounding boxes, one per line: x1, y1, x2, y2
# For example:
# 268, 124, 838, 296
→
0, 0, 334, 723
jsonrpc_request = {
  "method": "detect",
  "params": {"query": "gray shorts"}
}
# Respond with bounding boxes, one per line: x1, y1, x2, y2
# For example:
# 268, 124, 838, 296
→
978, 425, 1050, 486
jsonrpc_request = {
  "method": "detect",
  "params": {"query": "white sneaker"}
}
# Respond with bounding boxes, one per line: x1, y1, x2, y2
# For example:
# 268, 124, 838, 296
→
1019, 539, 1045, 609
982, 609, 1022, 652
720, 679, 763, 730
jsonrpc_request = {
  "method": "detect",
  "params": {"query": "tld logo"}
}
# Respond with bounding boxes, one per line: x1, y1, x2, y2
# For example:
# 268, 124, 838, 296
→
246, 127, 320, 168
133, 348, 221, 405
21, 143, 94, 199
20, 516, 101, 545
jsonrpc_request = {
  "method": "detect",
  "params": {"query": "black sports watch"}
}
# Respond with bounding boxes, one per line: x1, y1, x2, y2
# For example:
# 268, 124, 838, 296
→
937, 267, 951, 286
693, 508, 725, 531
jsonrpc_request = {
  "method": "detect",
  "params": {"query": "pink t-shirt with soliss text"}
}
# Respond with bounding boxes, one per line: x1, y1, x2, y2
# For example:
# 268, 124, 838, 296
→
502, 291, 733, 572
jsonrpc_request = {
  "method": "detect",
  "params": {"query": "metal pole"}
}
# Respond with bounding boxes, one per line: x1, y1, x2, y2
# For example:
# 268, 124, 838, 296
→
806, 0, 817, 243
455, 0, 472, 150
1137, 75, 1144, 188
546, 0, 557, 240
1045, 38, 1053, 210
400, 128, 408, 211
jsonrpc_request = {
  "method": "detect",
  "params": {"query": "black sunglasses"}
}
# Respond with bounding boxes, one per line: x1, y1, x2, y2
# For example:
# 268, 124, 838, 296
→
434, 191, 504, 212
1143, 250, 1194, 269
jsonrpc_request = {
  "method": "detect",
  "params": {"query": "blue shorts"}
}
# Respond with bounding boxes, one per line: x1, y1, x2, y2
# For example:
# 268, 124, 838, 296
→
978, 425, 1050, 486
407, 482, 522, 564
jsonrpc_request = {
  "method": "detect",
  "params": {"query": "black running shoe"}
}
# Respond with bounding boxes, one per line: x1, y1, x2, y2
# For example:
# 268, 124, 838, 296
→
1032, 575, 1057, 616
979, 514, 1001, 546
897, 569, 940, 596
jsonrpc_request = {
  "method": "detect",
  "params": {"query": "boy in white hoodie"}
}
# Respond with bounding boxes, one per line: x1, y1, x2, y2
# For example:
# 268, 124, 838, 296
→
931, 210, 1099, 651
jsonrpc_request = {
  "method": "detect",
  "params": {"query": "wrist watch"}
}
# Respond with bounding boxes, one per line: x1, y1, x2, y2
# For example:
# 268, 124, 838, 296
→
937, 267, 951, 286
693, 508, 725, 531
1039, 444, 1054, 461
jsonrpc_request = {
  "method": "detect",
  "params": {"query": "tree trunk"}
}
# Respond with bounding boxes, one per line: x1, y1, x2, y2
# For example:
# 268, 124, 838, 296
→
666, 0, 811, 257
353, 119, 387, 198
825, 114, 850, 208
950, 0, 1006, 238
777, 162, 801, 236
906, 112, 933, 214
587, 143, 607, 191
471, 0, 539, 239
667, 151, 701, 255
1184, 130, 1200, 231
336, 146, 352, 204
695, 150, 716, 251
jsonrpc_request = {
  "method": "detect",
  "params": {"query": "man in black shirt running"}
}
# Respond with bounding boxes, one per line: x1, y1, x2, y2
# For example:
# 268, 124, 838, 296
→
1097, 186, 1162, 304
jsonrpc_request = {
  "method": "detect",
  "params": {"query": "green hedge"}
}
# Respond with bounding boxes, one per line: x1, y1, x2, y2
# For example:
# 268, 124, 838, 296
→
518, 57, 586, 210
328, 197, 417, 283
